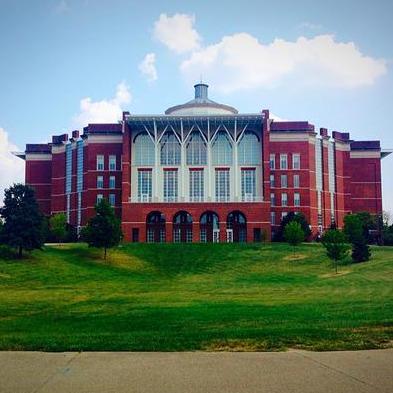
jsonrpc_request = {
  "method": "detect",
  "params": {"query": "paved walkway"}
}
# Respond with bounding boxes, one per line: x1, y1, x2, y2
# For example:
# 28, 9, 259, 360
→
1, 349, 392, 393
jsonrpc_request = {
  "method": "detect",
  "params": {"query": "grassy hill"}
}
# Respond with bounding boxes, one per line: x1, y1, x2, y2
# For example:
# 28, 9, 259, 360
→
0, 242, 392, 351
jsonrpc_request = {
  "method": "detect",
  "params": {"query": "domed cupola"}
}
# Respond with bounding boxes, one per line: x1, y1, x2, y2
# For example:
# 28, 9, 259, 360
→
165, 83, 238, 116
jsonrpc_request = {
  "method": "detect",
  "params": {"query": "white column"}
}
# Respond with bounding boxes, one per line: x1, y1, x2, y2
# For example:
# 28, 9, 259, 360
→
153, 120, 159, 202
207, 119, 212, 201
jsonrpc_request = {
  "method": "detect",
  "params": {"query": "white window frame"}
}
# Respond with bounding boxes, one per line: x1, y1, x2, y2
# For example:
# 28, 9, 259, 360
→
109, 176, 115, 189
292, 153, 300, 170
281, 192, 288, 207
96, 155, 104, 171
293, 174, 300, 188
281, 174, 287, 188
97, 175, 104, 189
109, 193, 115, 206
269, 154, 275, 170
280, 154, 288, 170
294, 192, 300, 207
109, 155, 116, 171
163, 170, 178, 202
96, 194, 103, 204
215, 169, 230, 202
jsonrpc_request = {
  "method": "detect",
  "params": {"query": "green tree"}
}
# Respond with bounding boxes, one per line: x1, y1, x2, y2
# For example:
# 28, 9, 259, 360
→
81, 198, 122, 260
284, 221, 304, 256
321, 229, 350, 274
275, 212, 311, 242
49, 213, 67, 244
344, 214, 371, 263
0, 184, 44, 258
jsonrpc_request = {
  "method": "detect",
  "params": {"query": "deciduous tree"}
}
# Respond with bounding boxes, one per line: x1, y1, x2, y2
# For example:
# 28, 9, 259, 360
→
321, 229, 350, 274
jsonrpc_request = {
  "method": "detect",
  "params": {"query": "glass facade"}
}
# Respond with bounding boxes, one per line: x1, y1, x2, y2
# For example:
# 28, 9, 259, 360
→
189, 170, 204, 202
134, 133, 155, 166
186, 132, 207, 165
241, 169, 256, 201
238, 132, 260, 165
164, 170, 178, 202
215, 169, 230, 202
138, 170, 152, 202
212, 131, 232, 165
76, 140, 83, 193
65, 144, 72, 194
160, 132, 181, 165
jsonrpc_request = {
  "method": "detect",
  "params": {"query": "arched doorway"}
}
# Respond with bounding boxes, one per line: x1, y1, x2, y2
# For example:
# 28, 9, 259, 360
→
173, 211, 193, 243
227, 211, 247, 242
200, 211, 220, 242
146, 211, 166, 243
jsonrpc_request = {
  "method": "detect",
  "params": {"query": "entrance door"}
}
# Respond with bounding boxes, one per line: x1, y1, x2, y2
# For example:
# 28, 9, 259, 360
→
213, 229, 220, 243
146, 211, 166, 243
226, 229, 233, 243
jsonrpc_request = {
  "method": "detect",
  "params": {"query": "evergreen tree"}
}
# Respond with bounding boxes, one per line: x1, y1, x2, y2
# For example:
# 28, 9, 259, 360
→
0, 184, 44, 258
49, 213, 67, 244
81, 198, 122, 260
321, 229, 350, 274
275, 212, 311, 242
344, 214, 371, 263
284, 221, 304, 256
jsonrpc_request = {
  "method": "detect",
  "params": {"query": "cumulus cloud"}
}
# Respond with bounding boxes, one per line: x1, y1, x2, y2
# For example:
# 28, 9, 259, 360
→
153, 13, 201, 54
177, 32, 387, 93
72, 82, 132, 128
0, 128, 24, 205
139, 53, 158, 82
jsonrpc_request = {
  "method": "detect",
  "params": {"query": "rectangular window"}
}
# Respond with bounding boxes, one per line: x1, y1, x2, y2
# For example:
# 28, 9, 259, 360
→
270, 174, 275, 188
109, 176, 116, 189
292, 154, 300, 169
189, 170, 204, 202
164, 170, 178, 202
270, 193, 275, 207
109, 155, 116, 171
269, 154, 275, 170
96, 194, 103, 204
109, 194, 115, 206
65, 144, 72, 194
281, 211, 288, 220
97, 176, 104, 189
138, 170, 152, 202
293, 174, 300, 188
215, 169, 230, 202
294, 192, 300, 207
280, 154, 288, 170
96, 155, 104, 171
241, 169, 256, 201
271, 211, 275, 225
132, 228, 139, 242
281, 174, 287, 188
281, 193, 288, 207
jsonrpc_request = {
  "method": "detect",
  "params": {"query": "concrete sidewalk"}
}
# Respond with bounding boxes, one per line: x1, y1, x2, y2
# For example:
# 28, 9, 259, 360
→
0, 349, 392, 393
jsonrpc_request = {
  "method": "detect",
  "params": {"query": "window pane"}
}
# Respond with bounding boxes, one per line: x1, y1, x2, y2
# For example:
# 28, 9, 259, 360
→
292, 154, 300, 169
138, 170, 152, 202
186, 132, 207, 165
281, 193, 288, 206
109, 155, 116, 171
269, 154, 275, 170
241, 169, 256, 201
270, 174, 275, 187
215, 170, 230, 201
109, 194, 115, 206
161, 132, 181, 165
294, 174, 300, 188
134, 133, 155, 166
238, 132, 260, 165
212, 131, 232, 165
281, 174, 287, 188
164, 170, 178, 202
109, 176, 115, 189
97, 176, 103, 189
96, 155, 104, 171
280, 154, 288, 170
189, 170, 204, 202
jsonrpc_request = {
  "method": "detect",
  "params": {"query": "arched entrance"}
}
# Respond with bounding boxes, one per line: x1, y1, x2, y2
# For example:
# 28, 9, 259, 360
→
173, 211, 193, 242
200, 211, 220, 242
146, 211, 166, 243
227, 211, 247, 242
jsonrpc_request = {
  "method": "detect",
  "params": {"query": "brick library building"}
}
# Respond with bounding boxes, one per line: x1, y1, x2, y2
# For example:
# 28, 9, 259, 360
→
16, 83, 390, 242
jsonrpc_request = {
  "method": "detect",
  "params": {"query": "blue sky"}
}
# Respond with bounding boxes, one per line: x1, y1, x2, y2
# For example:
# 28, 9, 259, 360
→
0, 0, 392, 216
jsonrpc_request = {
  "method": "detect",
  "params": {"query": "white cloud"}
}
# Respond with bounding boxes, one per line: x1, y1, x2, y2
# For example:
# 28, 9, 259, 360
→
180, 33, 387, 93
55, 0, 69, 14
0, 128, 24, 205
139, 53, 158, 82
72, 82, 132, 128
153, 13, 201, 54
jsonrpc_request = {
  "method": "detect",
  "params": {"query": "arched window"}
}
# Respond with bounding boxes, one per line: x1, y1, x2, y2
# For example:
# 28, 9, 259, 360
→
212, 131, 232, 165
186, 131, 207, 165
200, 211, 220, 242
173, 211, 193, 243
227, 211, 247, 242
133, 133, 155, 166
238, 132, 260, 165
146, 211, 166, 243
160, 132, 181, 165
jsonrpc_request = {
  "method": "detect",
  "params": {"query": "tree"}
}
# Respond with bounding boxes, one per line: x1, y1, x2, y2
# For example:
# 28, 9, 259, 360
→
274, 212, 311, 242
81, 198, 122, 260
344, 214, 371, 263
0, 184, 44, 258
49, 213, 67, 244
284, 221, 304, 256
321, 229, 350, 274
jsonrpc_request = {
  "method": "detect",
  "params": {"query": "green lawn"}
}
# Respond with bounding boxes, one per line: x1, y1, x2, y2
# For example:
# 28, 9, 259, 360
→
0, 242, 392, 351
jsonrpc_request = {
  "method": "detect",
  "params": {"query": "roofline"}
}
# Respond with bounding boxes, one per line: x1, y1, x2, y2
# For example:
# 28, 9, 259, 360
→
165, 102, 239, 115
381, 149, 393, 159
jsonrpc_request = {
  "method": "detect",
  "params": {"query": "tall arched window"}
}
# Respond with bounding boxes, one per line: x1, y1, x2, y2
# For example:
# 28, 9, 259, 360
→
186, 131, 207, 165
133, 133, 155, 166
212, 131, 232, 165
160, 132, 181, 165
238, 132, 260, 165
